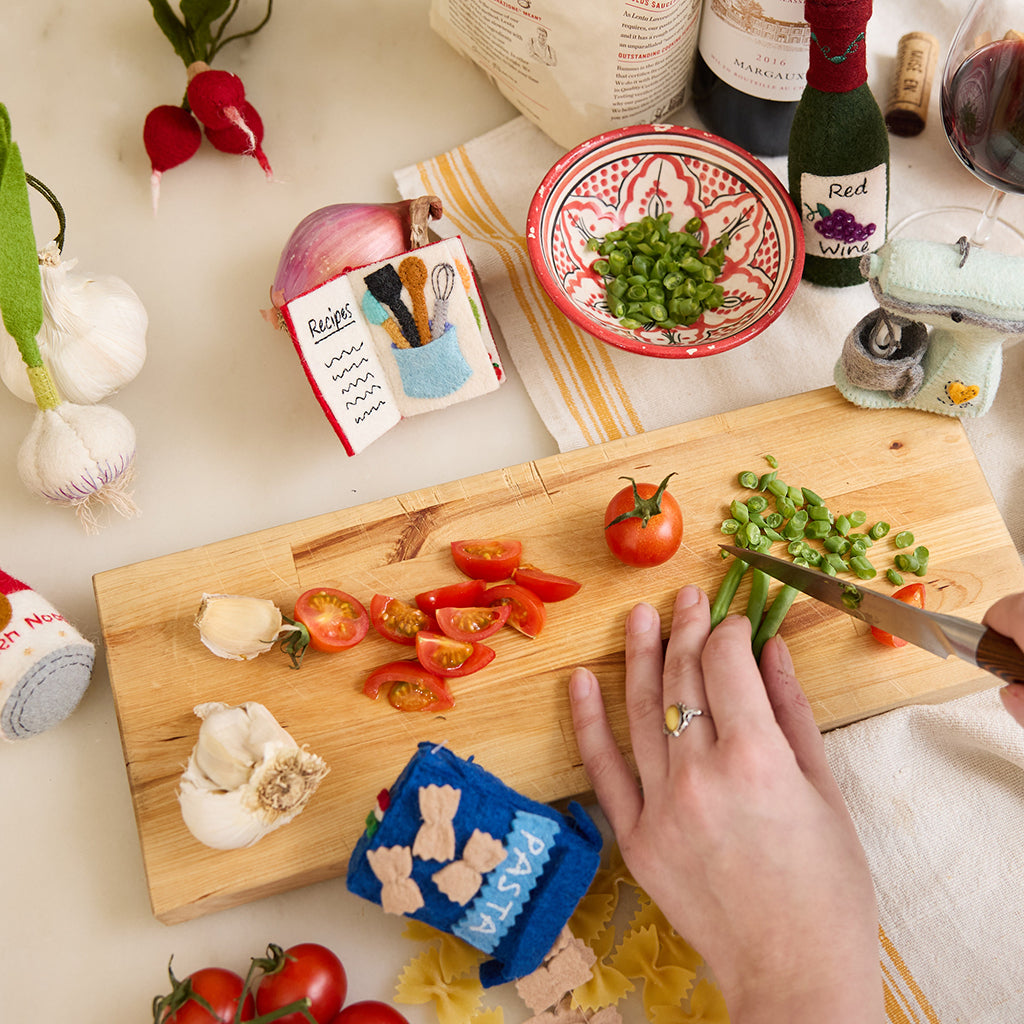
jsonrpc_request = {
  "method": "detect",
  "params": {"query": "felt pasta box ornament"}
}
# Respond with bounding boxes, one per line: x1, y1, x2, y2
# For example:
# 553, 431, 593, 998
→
346, 741, 602, 987
0, 568, 95, 740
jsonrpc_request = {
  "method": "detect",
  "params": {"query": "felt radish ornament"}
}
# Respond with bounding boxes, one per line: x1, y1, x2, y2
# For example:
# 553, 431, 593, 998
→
0, 567, 96, 741
143, 0, 274, 207
0, 104, 141, 531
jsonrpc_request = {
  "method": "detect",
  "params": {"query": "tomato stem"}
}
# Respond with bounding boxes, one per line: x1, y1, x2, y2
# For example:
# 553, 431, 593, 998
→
605, 472, 677, 530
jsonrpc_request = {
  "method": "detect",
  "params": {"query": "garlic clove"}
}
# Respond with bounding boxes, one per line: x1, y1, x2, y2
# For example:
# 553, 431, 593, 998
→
178, 700, 329, 850
195, 594, 284, 661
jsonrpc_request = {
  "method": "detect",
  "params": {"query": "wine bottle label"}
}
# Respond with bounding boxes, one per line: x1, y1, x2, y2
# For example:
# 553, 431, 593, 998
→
799, 165, 887, 261
697, 0, 808, 102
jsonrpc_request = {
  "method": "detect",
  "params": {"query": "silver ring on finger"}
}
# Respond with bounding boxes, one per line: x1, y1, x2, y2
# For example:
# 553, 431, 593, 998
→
663, 702, 711, 737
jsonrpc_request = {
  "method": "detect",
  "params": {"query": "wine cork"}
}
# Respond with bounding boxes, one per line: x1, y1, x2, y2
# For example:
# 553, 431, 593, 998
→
885, 32, 939, 137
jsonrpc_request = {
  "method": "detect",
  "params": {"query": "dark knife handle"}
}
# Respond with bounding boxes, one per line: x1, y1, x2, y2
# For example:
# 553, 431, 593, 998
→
977, 626, 1024, 685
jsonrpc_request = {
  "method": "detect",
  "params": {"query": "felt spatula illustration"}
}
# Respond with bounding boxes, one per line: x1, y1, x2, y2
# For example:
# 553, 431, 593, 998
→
361, 289, 409, 348
364, 264, 420, 347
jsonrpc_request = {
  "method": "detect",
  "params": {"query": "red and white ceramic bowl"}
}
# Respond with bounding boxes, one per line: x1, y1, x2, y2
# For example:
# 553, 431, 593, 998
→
526, 124, 804, 358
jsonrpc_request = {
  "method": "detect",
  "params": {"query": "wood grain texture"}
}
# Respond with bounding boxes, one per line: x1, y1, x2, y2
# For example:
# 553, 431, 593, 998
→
93, 388, 1024, 924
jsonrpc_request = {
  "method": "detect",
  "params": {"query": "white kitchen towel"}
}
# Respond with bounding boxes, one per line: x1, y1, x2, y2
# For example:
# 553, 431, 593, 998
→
824, 685, 1024, 1023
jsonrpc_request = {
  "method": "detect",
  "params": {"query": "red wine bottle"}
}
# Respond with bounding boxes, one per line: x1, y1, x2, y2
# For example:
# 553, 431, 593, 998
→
788, 0, 889, 287
942, 36, 1024, 195
692, 0, 809, 157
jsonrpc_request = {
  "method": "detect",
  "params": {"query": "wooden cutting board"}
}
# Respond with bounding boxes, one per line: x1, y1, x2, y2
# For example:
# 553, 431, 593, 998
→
94, 387, 1024, 924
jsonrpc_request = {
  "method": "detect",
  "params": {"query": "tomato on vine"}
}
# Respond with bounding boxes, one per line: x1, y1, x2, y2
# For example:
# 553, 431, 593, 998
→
604, 472, 683, 567
152, 963, 254, 1024
254, 943, 347, 1024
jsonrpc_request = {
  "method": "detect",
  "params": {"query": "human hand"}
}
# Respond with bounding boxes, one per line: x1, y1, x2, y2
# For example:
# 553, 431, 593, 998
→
983, 591, 1024, 727
569, 586, 884, 1024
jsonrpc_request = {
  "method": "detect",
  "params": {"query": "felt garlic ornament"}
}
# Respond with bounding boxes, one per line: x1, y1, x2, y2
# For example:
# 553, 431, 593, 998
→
1, 105, 140, 530
0, 242, 148, 405
178, 700, 329, 850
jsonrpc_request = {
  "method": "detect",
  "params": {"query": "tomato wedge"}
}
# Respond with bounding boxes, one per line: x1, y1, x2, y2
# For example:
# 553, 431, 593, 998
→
363, 661, 455, 712
414, 578, 487, 615
870, 582, 926, 648
416, 631, 496, 677
370, 594, 433, 645
294, 588, 368, 653
484, 583, 546, 638
513, 565, 582, 602
451, 539, 523, 582
435, 604, 511, 642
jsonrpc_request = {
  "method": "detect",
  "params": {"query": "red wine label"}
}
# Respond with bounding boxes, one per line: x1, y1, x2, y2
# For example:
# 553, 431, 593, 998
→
799, 165, 887, 260
697, 0, 808, 102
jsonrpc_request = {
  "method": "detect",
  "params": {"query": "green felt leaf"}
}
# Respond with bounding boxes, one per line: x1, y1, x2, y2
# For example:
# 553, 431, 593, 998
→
147, 0, 195, 66
0, 104, 44, 364
181, 0, 233, 62
816, 203, 831, 219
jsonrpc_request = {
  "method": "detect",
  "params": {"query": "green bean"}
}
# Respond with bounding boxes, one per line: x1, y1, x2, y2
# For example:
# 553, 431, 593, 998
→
835, 514, 851, 536
710, 558, 749, 628
747, 494, 769, 513
752, 585, 799, 661
808, 505, 833, 522
758, 470, 777, 490
765, 454, 779, 468
887, 568, 905, 586
894, 530, 914, 548
746, 569, 771, 632
738, 470, 759, 490
850, 555, 877, 580
767, 478, 790, 499
801, 487, 824, 506
847, 510, 867, 527
869, 521, 890, 540
730, 500, 749, 524
721, 518, 741, 535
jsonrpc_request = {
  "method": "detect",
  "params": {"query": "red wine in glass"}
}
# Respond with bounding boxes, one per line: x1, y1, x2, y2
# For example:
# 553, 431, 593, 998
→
942, 36, 1024, 195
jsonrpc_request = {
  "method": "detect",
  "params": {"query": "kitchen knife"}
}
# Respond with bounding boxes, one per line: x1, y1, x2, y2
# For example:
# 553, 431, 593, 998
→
720, 544, 1024, 684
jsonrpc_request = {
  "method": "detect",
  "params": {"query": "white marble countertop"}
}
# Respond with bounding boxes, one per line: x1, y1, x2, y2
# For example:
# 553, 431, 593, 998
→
2, 2, 1022, 1022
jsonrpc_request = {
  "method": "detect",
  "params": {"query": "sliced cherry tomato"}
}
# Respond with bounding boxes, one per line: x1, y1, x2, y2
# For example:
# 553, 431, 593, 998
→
293, 588, 369, 653
331, 1002, 409, 1024
604, 473, 683, 568
513, 565, 582, 602
484, 583, 547, 638
153, 965, 255, 1024
254, 943, 347, 1024
414, 578, 487, 615
370, 594, 433, 645
416, 631, 496, 677
871, 582, 926, 647
450, 539, 523, 582
363, 661, 455, 711
435, 604, 511, 642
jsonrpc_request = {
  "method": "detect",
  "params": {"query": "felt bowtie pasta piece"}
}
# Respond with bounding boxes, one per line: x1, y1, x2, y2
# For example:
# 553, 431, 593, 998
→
347, 742, 602, 988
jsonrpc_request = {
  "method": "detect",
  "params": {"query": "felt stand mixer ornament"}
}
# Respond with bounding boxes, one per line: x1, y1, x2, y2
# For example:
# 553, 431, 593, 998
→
143, 0, 275, 211
0, 567, 95, 740
0, 104, 144, 531
347, 742, 602, 988
834, 236, 1024, 418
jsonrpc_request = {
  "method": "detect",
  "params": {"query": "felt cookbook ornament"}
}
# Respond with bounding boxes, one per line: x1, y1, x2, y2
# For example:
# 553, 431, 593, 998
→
0, 567, 95, 740
346, 742, 602, 987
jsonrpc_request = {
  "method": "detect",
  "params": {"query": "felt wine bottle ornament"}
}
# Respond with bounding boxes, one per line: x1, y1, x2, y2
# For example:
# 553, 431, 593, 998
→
0, 568, 95, 740
788, 0, 890, 287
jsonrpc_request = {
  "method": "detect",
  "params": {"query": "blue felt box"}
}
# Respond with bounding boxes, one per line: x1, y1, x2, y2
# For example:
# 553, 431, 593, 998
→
346, 742, 602, 987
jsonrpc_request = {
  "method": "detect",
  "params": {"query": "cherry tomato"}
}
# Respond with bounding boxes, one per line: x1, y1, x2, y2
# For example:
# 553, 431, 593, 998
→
255, 943, 347, 1024
871, 582, 926, 647
483, 583, 547, 638
512, 565, 582, 602
294, 588, 369, 653
153, 966, 254, 1024
604, 473, 683, 568
435, 604, 511, 642
331, 1001, 409, 1024
363, 661, 455, 712
450, 539, 523, 582
416, 631, 496, 677
414, 578, 487, 615
369, 594, 433, 645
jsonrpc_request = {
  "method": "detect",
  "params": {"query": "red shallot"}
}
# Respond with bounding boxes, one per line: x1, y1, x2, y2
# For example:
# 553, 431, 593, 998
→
263, 196, 443, 328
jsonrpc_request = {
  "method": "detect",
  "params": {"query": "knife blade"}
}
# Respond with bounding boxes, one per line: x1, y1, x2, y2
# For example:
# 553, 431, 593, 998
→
719, 544, 1024, 685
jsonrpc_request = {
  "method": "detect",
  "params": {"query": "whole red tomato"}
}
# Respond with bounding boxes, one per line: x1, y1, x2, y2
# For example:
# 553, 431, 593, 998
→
255, 943, 347, 1024
331, 1001, 409, 1024
153, 965, 254, 1024
604, 473, 683, 567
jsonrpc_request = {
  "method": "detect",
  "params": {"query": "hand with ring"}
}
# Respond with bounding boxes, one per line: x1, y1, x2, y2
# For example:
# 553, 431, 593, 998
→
569, 586, 885, 1024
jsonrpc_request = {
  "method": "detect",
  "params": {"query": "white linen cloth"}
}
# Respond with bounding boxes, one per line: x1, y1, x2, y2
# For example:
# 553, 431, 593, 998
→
396, 2, 1024, 1020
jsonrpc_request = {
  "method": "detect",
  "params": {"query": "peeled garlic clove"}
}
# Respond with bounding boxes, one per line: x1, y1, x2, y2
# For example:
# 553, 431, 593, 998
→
178, 700, 329, 850
17, 401, 139, 531
195, 594, 283, 661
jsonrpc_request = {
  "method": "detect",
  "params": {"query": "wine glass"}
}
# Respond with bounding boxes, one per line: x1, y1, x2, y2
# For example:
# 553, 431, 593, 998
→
939, 0, 1024, 246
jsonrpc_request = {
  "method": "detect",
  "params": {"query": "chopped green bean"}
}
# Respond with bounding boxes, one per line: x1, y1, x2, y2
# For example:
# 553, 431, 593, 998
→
894, 530, 914, 548
887, 568, 905, 586
765, 454, 778, 468
758, 471, 777, 490
721, 518, 741, 534
738, 471, 759, 489
850, 555, 877, 580
847, 510, 867, 526
801, 487, 824, 506
747, 494, 769, 513
869, 521, 890, 540
730, 500, 750, 524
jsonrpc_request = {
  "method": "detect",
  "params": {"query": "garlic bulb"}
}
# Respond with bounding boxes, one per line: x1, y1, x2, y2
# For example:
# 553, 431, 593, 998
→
178, 701, 329, 850
17, 401, 139, 532
1, 244, 147, 405
195, 593, 285, 661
